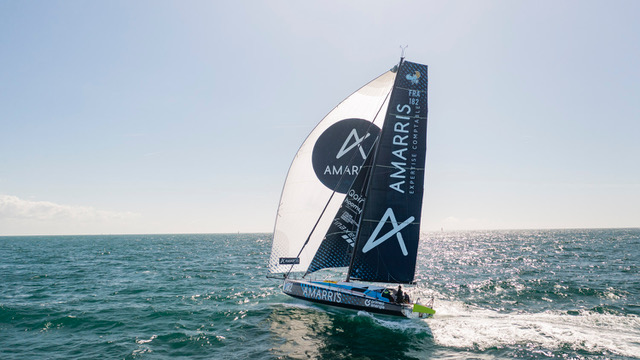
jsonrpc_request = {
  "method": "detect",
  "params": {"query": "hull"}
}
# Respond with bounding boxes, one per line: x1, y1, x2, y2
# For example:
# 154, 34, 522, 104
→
282, 278, 411, 317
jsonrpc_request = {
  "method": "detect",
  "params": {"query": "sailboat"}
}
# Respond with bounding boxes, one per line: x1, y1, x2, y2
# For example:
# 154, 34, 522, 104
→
268, 57, 435, 318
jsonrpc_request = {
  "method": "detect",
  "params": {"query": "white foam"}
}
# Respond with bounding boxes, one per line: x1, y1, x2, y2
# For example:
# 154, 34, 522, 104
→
282, 302, 318, 311
135, 334, 157, 344
355, 310, 433, 334
428, 299, 640, 357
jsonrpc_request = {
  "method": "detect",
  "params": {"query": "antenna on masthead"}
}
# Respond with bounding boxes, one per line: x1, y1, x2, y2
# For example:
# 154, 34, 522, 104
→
400, 45, 408, 60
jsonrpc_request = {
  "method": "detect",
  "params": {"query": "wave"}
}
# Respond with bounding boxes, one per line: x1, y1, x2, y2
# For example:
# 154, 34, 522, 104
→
355, 310, 433, 335
427, 299, 640, 358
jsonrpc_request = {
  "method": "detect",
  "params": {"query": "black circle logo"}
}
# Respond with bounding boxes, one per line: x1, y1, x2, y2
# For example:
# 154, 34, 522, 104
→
312, 118, 380, 193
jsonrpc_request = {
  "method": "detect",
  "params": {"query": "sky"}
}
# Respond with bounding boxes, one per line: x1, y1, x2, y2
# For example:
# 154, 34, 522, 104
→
1, 0, 639, 235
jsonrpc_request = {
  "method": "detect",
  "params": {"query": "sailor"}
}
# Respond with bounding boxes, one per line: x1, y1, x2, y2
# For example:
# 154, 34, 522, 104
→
381, 288, 393, 302
396, 285, 404, 304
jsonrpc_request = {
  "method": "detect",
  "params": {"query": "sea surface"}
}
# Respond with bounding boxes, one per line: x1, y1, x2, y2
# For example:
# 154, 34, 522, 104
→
1, 229, 639, 359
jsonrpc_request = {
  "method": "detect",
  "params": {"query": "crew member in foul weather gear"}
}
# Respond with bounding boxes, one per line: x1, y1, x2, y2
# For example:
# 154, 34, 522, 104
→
382, 289, 393, 302
396, 285, 404, 304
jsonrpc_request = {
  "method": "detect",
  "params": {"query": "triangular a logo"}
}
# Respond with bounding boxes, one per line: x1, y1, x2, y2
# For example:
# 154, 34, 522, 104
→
362, 208, 414, 256
336, 129, 370, 160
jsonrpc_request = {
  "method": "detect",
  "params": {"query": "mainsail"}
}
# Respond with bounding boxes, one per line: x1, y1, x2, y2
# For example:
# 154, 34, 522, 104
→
349, 61, 429, 283
269, 59, 428, 285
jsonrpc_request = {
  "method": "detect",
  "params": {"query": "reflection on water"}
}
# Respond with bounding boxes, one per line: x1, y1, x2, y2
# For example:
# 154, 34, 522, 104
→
267, 303, 433, 359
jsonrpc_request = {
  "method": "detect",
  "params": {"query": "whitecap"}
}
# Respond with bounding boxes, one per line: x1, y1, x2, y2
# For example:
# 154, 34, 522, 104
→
428, 299, 640, 358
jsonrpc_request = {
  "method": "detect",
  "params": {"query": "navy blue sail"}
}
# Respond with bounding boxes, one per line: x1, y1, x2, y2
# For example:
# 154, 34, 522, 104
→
306, 143, 377, 274
348, 61, 429, 284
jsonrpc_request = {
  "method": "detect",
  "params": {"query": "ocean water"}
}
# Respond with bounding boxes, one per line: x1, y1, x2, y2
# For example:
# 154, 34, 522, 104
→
1, 229, 639, 359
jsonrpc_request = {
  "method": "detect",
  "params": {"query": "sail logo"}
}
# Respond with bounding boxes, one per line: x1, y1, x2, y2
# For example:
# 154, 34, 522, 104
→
341, 234, 355, 247
336, 129, 370, 160
312, 118, 380, 194
362, 208, 414, 256
389, 104, 412, 194
279, 257, 300, 265
406, 71, 421, 85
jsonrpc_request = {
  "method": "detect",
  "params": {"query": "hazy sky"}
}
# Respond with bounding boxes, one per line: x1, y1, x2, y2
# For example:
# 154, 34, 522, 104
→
1, 0, 639, 235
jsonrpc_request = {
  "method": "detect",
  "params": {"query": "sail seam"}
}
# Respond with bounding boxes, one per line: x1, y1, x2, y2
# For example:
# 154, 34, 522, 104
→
387, 113, 428, 120
360, 219, 421, 224
375, 165, 425, 170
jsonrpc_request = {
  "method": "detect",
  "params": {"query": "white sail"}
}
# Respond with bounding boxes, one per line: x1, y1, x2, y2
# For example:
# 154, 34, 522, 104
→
269, 70, 397, 274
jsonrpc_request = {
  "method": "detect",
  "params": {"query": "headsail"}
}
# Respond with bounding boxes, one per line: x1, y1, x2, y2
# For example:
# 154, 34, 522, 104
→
348, 61, 429, 284
269, 70, 397, 274
305, 142, 377, 274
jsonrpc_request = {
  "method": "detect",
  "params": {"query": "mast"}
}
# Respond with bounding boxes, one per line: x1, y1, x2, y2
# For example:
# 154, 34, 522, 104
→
346, 58, 405, 282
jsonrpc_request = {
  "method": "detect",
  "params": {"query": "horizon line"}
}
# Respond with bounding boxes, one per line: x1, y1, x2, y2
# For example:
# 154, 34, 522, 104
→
1, 226, 639, 238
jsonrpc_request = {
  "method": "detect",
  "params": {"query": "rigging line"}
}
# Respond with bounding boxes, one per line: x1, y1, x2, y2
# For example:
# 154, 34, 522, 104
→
288, 77, 397, 280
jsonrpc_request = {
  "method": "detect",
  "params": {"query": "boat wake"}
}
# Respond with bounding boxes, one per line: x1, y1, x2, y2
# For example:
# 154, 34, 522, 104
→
428, 299, 640, 358
355, 310, 433, 335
